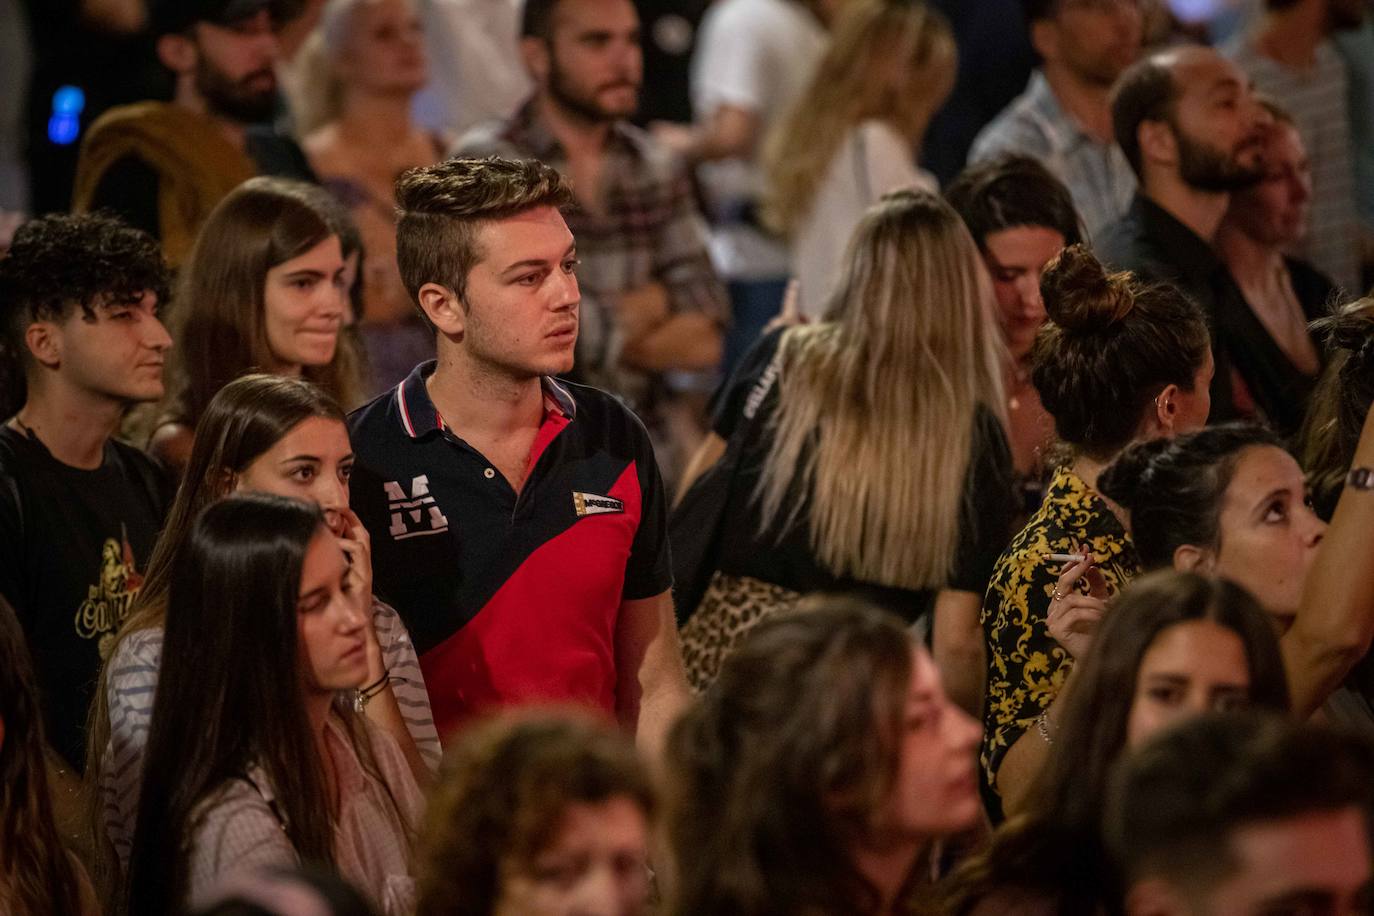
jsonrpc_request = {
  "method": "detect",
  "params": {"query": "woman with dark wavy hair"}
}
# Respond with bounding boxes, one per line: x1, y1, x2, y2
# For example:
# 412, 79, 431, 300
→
0, 595, 98, 916
666, 596, 981, 916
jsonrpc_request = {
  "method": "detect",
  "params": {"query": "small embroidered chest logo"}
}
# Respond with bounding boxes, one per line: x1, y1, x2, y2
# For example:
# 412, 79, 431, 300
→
573, 492, 624, 517
384, 475, 451, 539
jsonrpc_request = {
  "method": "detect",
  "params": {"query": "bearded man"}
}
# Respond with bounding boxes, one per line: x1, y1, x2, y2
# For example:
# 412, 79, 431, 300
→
1097, 46, 1272, 424
454, 0, 726, 482
72, 0, 316, 266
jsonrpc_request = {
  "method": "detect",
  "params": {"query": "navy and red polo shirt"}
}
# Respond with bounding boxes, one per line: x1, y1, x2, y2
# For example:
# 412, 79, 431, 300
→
348, 361, 672, 738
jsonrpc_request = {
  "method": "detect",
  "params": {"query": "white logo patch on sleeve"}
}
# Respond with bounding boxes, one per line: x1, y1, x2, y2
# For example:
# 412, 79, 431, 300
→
573, 492, 625, 517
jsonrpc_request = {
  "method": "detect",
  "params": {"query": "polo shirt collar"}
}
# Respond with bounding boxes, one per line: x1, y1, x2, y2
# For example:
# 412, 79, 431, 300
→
394, 361, 577, 439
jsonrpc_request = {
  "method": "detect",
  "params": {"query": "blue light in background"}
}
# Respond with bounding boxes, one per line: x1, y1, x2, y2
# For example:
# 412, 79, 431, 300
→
48, 85, 86, 146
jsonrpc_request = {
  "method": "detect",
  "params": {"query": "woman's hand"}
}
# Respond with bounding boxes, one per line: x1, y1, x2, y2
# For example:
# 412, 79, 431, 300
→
1046, 547, 1109, 660
337, 507, 383, 678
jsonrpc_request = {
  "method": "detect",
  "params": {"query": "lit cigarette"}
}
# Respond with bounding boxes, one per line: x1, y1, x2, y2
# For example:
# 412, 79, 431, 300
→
1046, 553, 1089, 563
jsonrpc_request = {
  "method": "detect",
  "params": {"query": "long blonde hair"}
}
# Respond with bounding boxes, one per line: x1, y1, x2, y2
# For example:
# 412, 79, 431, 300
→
762, 0, 956, 237
756, 190, 1006, 590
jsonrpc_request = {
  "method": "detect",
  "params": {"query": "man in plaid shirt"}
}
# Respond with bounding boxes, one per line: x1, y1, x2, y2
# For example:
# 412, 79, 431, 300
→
455, 0, 727, 439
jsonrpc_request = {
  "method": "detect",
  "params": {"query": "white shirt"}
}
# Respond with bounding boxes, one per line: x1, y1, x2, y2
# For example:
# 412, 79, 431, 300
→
411, 0, 532, 137
792, 120, 936, 318
691, 0, 827, 280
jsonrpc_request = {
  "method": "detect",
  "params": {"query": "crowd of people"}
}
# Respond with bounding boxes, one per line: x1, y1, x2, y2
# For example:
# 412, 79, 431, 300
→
3, 0, 1374, 913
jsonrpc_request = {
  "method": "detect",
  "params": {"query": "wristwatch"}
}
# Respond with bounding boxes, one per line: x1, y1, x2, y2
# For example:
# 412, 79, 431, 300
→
1347, 467, 1374, 490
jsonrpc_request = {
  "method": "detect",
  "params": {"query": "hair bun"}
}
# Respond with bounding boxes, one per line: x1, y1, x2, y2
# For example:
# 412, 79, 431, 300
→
1098, 436, 1174, 512
1041, 244, 1135, 333
1312, 299, 1374, 355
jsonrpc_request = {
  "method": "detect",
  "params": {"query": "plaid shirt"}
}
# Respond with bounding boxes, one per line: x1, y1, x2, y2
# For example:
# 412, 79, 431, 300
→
455, 101, 727, 408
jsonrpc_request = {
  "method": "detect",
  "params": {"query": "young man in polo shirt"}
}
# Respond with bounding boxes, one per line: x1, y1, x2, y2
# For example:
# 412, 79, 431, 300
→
348, 156, 690, 754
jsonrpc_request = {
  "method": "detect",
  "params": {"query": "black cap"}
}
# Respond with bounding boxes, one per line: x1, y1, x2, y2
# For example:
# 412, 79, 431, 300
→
150, 0, 302, 35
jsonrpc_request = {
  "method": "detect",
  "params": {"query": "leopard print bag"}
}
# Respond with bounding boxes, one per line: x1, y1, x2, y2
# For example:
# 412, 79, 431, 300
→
679, 570, 801, 693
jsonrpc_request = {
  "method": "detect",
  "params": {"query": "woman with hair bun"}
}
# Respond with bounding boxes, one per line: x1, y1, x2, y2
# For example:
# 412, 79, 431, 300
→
980, 244, 1213, 820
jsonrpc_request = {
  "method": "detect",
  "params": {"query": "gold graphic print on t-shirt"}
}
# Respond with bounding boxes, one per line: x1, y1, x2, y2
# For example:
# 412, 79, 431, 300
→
74, 525, 146, 660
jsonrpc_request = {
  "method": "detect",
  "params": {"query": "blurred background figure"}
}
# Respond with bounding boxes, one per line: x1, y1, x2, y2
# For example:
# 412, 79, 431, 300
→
414, 712, 655, 916
946, 154, 1084, 514
1225, 0, 1367, 295
1216, 98, 1334, 431
666, 598, 983, 915
294, 0, 440, 394
0, 595, 100, 916
970, 0, 1143, 240
71, 0, 316, 267
761, 0, 955, 318
410, 0, 529, 138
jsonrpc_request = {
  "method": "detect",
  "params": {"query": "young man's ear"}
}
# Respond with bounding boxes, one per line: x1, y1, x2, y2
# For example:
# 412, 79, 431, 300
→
23, 322, 61, 370
156, 31, 198, 76
417, 283, 467, 338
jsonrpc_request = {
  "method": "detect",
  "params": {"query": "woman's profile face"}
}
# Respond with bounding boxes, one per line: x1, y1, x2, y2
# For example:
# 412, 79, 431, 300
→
295, 528, 368, 692
1211, 445, 1326, 623
1125, 619, 1252, 748
340, 0, 428, 93
234, 416, 353, 537
875, 646, 982, 841
262, 235, 348, 374
492, 795, 651, 916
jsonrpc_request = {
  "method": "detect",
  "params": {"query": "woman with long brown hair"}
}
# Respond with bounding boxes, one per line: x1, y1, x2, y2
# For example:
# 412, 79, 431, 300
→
676, 189, 1013, 714
0, 596, 98, 916
125, 494, 423, 915
150, 176, 363, 474
761, 0, 955, 318
91, 374, 437, 892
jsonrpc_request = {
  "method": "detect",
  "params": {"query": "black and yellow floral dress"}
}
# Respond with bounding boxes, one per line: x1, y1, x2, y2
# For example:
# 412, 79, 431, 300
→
979, 465, 1141, 821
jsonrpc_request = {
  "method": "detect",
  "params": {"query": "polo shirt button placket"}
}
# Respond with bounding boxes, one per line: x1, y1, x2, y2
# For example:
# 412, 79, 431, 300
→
483, 468, 495, 479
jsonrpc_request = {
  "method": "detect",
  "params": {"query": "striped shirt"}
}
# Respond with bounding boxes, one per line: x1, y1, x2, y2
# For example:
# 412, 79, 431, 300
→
100, 599, 439, 876
970, 69, 1137, 241
1226, 37, 1361, 296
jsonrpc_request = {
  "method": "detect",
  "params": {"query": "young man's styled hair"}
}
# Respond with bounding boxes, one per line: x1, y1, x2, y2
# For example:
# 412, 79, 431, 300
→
944, 154, 1084, 250
1105, 712, 1374, 897
393, 157, 575, 312
0, 212, 169, 415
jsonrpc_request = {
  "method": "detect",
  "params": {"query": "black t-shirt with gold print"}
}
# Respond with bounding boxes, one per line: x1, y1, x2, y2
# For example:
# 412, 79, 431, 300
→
0, 426, 171, 770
